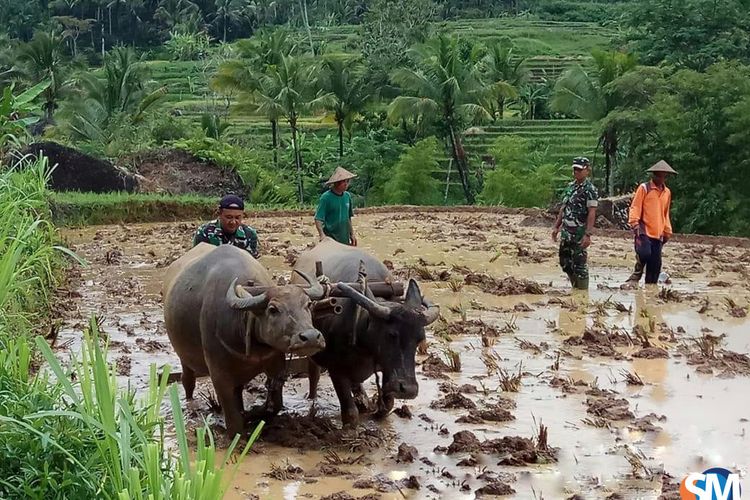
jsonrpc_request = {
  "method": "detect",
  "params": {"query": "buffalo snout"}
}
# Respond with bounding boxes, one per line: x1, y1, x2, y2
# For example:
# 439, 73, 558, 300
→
289, 328, 326, 356
382, 378, 419, 399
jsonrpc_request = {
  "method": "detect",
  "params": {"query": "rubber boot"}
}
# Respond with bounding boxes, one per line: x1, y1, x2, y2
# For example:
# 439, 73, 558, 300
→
566, 273, 575, 286
573, 277, 589, 290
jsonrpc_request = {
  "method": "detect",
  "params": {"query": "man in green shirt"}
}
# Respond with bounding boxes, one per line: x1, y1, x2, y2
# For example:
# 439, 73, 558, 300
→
315, 167, 357, 246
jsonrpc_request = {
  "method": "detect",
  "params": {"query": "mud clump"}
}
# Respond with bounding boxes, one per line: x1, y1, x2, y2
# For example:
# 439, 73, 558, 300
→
393, 405, 412, 419
483, 436, 558, 465
396, 443, 418, 463
434, 319, 504, 337
430, 392, 477, 410
352, 473, 418, 493
632, 347, 669, 359
475, 482, 516, 497
447, 431, 482, 454
456, 406, 515, 424
322, 493, 382, 500
464, 272, 544, 295
586, 395, 634, 421
422, 354, 452, 378
258, 414, 388, 452
628, 413, 667, 433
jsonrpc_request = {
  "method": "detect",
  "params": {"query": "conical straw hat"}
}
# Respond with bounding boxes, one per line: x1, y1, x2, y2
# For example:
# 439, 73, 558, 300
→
324, 166, 357, 185
647, 160, 678, 174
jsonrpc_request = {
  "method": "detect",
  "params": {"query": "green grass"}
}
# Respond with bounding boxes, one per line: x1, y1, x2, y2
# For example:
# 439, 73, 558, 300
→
50, 192, 316, 226
0, 158, 261, 498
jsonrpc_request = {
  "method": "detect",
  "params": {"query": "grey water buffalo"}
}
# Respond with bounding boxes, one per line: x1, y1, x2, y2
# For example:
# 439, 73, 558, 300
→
163, 243, 326, 436
288, 237, 440, 426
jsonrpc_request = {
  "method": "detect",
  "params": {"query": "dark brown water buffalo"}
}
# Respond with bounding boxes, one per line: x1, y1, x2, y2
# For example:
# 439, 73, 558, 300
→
163, 243, 326, 436
288, 238, 440, 426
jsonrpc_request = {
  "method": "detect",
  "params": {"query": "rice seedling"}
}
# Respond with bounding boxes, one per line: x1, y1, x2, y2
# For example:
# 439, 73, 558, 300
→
267, 460, 303, 480
692, 334, 723, 359
658, 287, 682, 302
411, 265, 434, 281
448, 278, 464, 292
620, 369, 645, 386
548, 351, 561, 371
439, 346, 462, 372
500, 314, 519, 333
515, 337, 542, 354
498, 365, 522, 392
581, 417, 608, 428
323, 449, 365, 466
481, 349, 502, 375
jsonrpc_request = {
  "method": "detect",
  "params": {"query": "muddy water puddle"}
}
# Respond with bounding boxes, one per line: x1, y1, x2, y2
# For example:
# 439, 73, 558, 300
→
56, 213, 750, 499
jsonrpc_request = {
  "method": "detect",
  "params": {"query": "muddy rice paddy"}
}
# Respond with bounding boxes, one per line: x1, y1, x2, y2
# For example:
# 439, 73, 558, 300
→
55, 211, 750, 499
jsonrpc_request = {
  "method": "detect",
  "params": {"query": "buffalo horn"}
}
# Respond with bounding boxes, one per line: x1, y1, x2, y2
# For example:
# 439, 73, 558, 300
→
404, 279, 423, 310
421, 297, 440, 326
336, 282, 391, 320
226, 278, 268, 310
294, 269, 326, 300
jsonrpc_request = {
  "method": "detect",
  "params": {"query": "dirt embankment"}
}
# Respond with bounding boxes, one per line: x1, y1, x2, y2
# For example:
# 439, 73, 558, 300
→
16, 142, 138, 193
121, 149, 247, 198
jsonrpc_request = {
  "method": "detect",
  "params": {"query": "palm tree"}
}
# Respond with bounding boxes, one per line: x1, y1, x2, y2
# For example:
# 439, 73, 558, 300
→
388, 35, 491, 204
212, 28, 296, 165
65, 47, 166, 144
213, 0, 251, 42
482, 39, 525, 120
254, 55, 333, 203
551, 49, 637, 195
319, 56, 371, 157
155, 0, 200, 30
16, 31, 68, 124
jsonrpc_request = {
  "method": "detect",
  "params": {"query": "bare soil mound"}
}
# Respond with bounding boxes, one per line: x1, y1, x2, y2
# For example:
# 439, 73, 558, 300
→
123, 149, 247, 198
17, 141, 138, 192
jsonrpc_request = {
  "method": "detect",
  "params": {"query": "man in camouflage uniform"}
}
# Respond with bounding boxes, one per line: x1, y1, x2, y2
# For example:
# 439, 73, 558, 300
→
552, 157, 598, 290
193, 194, 260, 258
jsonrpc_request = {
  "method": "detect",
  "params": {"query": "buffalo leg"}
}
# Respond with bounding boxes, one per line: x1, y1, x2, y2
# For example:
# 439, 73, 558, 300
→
181, 364, 196, 400
213, 379, 244, 437
330, 373, 358, 427
263, 356, 286, 415
373, 394, 395, 419
352, 383, 370, 413
234, 385, 245, 415
307, 360, 320, 400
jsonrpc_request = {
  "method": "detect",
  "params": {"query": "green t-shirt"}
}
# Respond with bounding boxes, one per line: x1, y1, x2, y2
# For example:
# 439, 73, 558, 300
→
315, 189, 354, 244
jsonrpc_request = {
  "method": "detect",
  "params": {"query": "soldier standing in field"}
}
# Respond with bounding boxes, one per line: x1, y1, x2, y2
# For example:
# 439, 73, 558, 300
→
552, 157, 599, 290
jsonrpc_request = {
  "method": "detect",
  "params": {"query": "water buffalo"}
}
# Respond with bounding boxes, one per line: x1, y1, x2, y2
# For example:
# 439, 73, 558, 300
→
163, 243, 326, 436
288, 237, 440, 426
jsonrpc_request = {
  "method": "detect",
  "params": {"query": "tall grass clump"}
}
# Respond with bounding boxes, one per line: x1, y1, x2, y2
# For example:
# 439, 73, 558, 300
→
0, 156, 260, 498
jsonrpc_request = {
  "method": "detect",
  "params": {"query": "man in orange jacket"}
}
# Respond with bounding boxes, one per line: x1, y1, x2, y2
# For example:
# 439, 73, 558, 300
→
626, 160, 677, 284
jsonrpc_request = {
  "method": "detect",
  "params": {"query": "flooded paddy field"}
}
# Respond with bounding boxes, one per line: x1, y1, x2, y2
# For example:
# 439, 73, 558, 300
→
55, 211, 750, 499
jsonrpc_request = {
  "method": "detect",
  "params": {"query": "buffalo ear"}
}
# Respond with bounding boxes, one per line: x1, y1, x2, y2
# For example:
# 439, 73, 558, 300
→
404, 279, 422, 310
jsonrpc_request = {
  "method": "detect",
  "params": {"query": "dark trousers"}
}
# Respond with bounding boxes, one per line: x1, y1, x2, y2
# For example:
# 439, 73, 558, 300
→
628, 238, 663, 284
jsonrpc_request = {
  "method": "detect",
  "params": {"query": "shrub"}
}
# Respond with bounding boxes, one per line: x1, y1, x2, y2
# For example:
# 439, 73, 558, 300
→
382, 137, 442, 205
165, 31, 211, 61
479, 135, 566, 207
151, 115, 192, 145
173, 138, 297, 205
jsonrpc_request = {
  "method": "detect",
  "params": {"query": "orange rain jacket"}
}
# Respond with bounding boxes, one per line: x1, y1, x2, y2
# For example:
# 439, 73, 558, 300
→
628, 181, 673, 239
